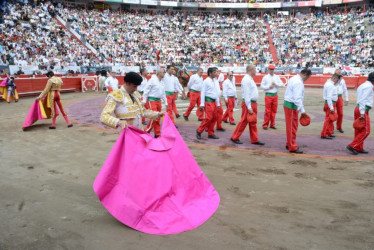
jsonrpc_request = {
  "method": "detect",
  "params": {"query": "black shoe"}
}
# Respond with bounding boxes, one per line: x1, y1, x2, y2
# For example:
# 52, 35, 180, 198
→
321, 136, 333, 140
49, 126, 56, 129
329, 135, 336, 138
223, 120, 229, 123
270, 127, 277, 130
231, 138, 243, 144
67, 124, 73, 128
198, 119, 203, 121
230, 123, 236, 125
263, 127, 268, 130
183, 115, 188, 121
290, 149, 303, 154
358, 150, 369, 154
252, 141, 265, 145
346, 145, 358, 155
155, 135, 160, 138
216, 128, 226, 132
176, 114, 180, 118
196, 130, 202, 139
208, 135, 219, 139
338, 129, 344, 133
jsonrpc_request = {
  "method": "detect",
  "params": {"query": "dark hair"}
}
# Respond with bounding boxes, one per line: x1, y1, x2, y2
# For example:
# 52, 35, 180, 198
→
166, 65, 172, 70
368, 72, 374, 83
207, 67, 217, 76
46, 71, 54, 77
300, 68, 312, 77
140, 68, 146, 75
100, 69, 107, 77
124, 72, 143, 86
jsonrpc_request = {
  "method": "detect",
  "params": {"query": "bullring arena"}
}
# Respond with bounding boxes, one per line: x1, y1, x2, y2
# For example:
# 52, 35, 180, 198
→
1, 0, 374, 249
1, 79, 374, 249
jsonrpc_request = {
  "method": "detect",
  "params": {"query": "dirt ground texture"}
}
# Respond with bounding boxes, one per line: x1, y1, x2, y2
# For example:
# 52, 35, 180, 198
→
0, 87, 373, 250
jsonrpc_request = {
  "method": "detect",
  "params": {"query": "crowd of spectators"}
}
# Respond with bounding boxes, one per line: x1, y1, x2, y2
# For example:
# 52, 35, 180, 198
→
0, 0, 102, 69
271, 7, 374, 68
0, 0, 373, 70
58, 7, 271, 67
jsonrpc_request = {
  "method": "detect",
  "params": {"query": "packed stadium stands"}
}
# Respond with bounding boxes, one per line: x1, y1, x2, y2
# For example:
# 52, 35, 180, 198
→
0, 0, 373, 70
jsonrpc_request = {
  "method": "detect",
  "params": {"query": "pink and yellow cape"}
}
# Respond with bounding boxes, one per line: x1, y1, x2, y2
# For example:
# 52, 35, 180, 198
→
22, 94, 59, 130
93, 114, 220, 235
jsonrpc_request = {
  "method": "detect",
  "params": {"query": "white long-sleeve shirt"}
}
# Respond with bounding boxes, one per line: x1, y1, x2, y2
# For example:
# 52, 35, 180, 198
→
187, 74, 203, 92
356, 81, 373, 115
163, 73, 176, 93
337, 78, 349, 101
222, 78, 237, 100
241, 74, 258, 111
323, 79, 338, 111
260, 74, 284, 94
163, 73, 183, 94
142, 75, 167, 104
104, 76, 119, 91
200, 77, 220, 107
284, 74, 305, 113
173, 75, 183, 94
218, 73, 225, 83
138, 76, 148, 93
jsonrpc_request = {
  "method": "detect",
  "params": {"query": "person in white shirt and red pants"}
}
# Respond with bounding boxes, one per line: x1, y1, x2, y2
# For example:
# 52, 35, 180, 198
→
283, 68, 312, 154
196, 67, 221, 139
139, 68, 149, 125
222, 71, 237, 125
335, 69, 349, 133
260, 65, 284, 130
143, 70, 168, 138
230, 65, 265, 146
321, 74, 340, 139
184, 68, 204, 121
164, 66, 182, 125
347, 72, 374, 155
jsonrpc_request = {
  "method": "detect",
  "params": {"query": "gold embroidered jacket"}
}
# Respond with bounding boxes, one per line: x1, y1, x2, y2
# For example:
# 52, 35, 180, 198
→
100, 86, 160, 129
38, 76, 65, 117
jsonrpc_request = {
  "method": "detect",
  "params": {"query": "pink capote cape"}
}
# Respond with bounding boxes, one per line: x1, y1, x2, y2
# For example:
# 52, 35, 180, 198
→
22, 98, 59, 130
93, 114, 220, 235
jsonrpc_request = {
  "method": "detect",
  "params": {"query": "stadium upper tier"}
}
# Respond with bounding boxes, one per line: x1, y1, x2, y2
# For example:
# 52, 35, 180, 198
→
0, 1, 373, 68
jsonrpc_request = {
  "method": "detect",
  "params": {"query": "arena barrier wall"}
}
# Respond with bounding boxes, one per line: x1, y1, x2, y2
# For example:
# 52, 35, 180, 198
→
0, 74, 368, 97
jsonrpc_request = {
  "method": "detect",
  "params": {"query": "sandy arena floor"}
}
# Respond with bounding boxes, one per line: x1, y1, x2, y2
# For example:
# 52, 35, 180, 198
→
0, 88, 373, 250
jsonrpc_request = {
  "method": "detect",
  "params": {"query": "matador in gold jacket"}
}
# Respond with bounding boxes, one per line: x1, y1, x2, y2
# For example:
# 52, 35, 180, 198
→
36, 71, 73, 129
100, 72, 164, 132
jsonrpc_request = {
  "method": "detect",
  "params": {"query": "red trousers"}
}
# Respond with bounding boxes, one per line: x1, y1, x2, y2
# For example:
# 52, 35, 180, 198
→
173, 93, 179, 115
335, 96, 344, 130
349, 107, 371, 152
321, 103, 336, 137
231, 102, 258, 143
53, 91, 67, 117
166, 94, 177, 124
223, 97, 235, 124
197, 102, 217, 136
184, 91, 203, 119
216, 100, 223, 129
145, 100, 162, 136
141, 94, 149, 123
262, 95, 278, 128
284, 106, 299, 152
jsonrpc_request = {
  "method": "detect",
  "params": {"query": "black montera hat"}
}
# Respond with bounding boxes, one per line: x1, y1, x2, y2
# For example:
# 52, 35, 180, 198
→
124, 72, 143, 86
367, 72, 374, 83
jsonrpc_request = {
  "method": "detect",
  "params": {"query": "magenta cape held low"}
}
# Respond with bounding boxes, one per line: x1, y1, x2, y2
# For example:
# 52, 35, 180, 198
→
93, 114, 220, 235
22, 99, 59, 130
